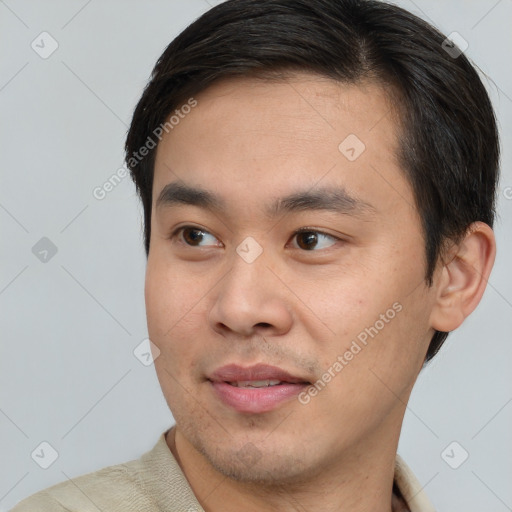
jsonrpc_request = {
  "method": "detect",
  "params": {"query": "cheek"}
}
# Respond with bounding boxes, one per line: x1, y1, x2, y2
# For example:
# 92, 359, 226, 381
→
304, 258, 430, 373
335, 288, 432, 402
144, 258, 208, 371
310, 299, 429, 437
292, 266, 392, 340
145, 256, 201, 333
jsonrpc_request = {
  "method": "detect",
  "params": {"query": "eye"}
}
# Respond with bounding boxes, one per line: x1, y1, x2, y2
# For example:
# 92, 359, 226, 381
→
290, 229, 339, 251
176, 226, 221, 247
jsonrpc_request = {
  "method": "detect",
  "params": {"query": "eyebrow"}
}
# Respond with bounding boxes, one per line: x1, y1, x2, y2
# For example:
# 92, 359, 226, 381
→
156, 182, 223, 212
268, 188, 375, 218
155, 182, 375, 218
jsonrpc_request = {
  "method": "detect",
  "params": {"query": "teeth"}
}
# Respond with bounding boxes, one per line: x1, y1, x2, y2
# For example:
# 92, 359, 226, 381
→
230, 379, 282, 388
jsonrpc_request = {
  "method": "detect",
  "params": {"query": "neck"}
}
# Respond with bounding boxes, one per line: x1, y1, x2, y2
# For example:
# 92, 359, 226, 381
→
166, 423, 403, 512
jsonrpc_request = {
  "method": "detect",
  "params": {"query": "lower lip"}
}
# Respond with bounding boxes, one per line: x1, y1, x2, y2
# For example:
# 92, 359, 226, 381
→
210, 381, 308, 413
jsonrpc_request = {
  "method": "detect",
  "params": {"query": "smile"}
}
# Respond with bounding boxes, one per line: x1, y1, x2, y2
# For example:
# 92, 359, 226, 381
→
208, 364, 311, 413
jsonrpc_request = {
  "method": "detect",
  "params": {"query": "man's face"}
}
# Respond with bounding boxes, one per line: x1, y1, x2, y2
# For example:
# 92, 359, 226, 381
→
146, 74, 437, 483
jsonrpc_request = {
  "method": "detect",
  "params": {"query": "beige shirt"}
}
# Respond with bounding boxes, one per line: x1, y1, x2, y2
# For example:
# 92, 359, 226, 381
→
11, 430, 436, 511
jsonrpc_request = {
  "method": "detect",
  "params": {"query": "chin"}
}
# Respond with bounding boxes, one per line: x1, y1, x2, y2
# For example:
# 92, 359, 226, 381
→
208, 450, 310, 485
172, 399, 337, 485
193, 433, 318, 486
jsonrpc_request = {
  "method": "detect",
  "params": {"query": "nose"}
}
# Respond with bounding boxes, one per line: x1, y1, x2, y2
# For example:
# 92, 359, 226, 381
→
208, 249, 293, 338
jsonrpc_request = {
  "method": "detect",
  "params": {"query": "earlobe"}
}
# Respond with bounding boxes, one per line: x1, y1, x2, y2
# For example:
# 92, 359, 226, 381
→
429, 222, 496, 333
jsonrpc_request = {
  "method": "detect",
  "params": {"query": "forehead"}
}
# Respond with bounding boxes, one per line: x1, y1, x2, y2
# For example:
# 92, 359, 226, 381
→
152, 73, 412, 218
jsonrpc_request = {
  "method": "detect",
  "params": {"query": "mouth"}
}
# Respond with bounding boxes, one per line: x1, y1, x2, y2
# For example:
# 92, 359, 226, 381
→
227, 379, 284, 388
208, 364, 311, 413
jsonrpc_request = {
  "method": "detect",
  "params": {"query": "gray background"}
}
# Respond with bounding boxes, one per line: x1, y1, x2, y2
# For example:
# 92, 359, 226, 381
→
1, 0, 511, 510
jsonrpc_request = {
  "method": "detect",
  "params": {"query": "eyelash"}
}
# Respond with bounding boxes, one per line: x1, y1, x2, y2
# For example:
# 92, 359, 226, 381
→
169, 225, 341, 251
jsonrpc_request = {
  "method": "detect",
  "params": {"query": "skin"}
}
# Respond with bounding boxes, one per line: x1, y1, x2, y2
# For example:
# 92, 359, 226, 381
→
145, 73, 495, 512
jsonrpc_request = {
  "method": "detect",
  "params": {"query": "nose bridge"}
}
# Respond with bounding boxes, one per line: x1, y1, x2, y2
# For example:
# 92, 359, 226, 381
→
209, 242, 293, 336
222, 243, 271, 308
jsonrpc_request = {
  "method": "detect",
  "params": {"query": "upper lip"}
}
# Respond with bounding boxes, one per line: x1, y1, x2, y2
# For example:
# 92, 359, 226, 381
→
209, 363, 310, 384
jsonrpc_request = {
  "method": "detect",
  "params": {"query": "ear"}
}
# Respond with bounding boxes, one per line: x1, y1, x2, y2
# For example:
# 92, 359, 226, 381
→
429, 222, 496, 332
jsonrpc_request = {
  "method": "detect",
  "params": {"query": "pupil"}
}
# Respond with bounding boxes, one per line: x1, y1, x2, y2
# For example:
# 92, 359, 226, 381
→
298, 232, 317, 250
184, 228, 203, 245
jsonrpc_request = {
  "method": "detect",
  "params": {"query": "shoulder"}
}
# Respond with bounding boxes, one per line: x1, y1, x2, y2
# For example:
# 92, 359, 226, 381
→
10, 431, 202, 512
10, 446, 162, 512
10, 489, 65, 511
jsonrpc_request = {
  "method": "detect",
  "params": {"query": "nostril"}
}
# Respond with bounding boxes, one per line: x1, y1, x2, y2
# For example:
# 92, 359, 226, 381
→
255, 322, 272, 329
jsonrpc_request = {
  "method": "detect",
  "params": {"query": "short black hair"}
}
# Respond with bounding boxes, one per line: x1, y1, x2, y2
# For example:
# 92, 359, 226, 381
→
125, 0, 500, 363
